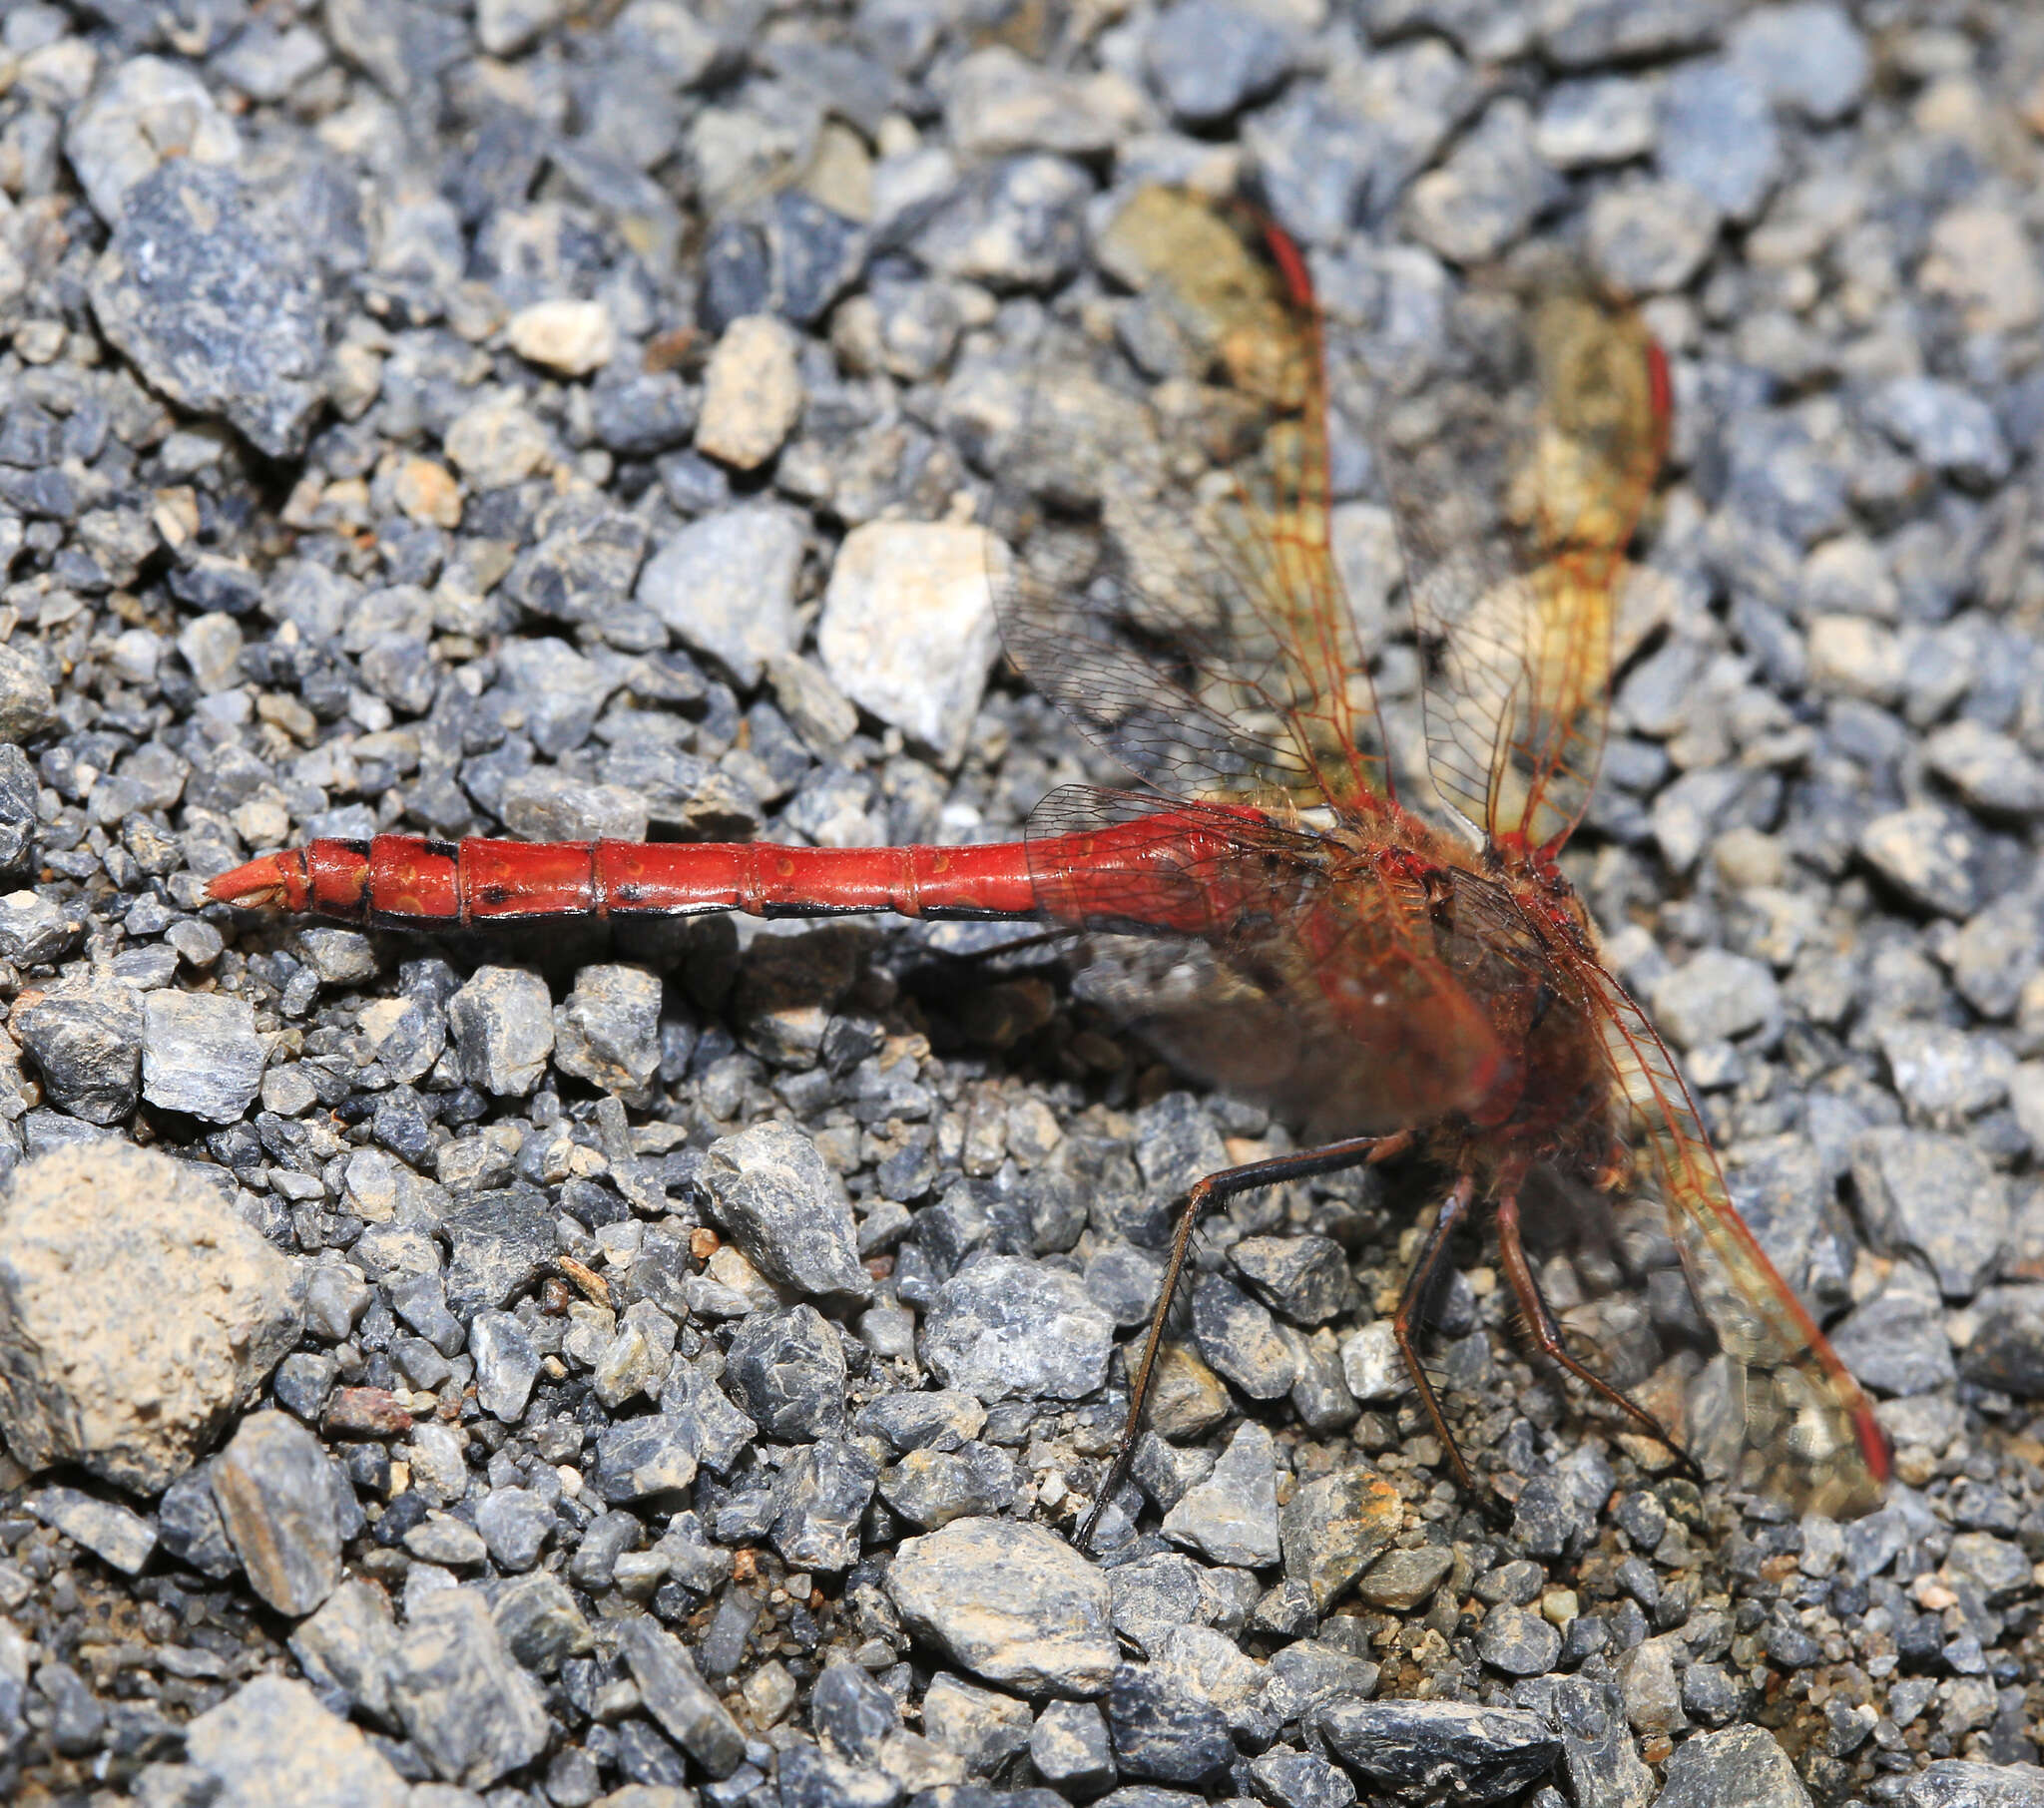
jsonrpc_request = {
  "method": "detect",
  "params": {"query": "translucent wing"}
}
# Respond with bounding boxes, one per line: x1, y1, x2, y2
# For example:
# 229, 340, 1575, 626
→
1382, 273, 1670, 857
985, 187, 1393, 817
1583, 963, 1889, 1518
1023, 786, 1504, 1137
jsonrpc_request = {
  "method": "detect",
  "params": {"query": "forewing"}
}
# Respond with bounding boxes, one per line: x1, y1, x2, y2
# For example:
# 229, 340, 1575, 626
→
986, 187, 1394, 815
1583, 964, 1889, 1518
1025, 786, 1504, 1137
1384, 278, 1670, 856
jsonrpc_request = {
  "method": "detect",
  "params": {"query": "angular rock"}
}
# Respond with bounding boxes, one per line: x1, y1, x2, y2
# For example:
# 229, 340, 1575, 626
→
1316, 1698, 1561, 1805
1280, 1467, 1402, 1611
1107, 1662, 1235, 1786
90, 164, 325, 458
389, 1587, 549, 1789
818, 521, 1006, 766
637, 503, 805, 688
12, 976, 143, 1126
142, 989, 266, 1123
1655, 1723, 1812, 1808
1162, 1421, 1280, 1568
920, 1253, 1113, 1403
0, 1142, 297, 1493
448, 967, 554, 1097
210, 1411, 344, 1616
886, 1516, 1117, 1697
697, 314, 802, 470
726, 1304, 846, 1440
771, 1438, 879, 1571
67, 54, 242, 226
618, 1614, 747, 1777
183, 1675, 407, 1808
28, 1485, 157, 1575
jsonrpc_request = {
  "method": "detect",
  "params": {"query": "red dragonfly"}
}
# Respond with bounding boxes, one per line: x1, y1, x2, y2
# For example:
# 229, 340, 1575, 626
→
214, 186, 1888, 1537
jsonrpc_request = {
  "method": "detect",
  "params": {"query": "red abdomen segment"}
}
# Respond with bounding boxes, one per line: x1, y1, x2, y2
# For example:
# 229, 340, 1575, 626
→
209, 822, 1258, 935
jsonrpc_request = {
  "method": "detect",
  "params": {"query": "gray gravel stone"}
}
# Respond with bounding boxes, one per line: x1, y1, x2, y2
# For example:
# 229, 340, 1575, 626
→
28, 1485, 157, 1575
1192, 1272, 1301, 1400
1534, 77, 1656, 168
1728, 2, 1868, 122
1280, 1467, 1402, 1612
12, 976, 143, 1125
726, 1303, 847, 1439
920, 1252, 1113, 1403
618, 1614, 747, 1777
0, 1142, 298, 1494
706, 1120, 872, 1301
0, 647, 57, 744
469, 1309, 540, 1422
1655, 1723, 1812, 1808
1162, 1421, 1279, 1568
1828, 1262, 1957, 1396
1857, 808, 1984, 919
1032, 1697, 1116, 1793
1316, 1698, 1561, 1805
389, 1586, 549, 1789
141, 988, 264, 1122
209, 1410, 344, 1616
637, 503, 805, 688
1850, 1128, 2008, 1299
443, 1185, 556, 1315
66, 54, 242, 225
159, 1463, 241, 1579
1107, 1662, 1235, 1786
491, 1571, 594, 1675
1586, 180, 1720, 297
1656, 60, 1779, 223
183, 1674, 408, 1808
880, 1440, 1017, 1530
1229, 1235, 1353, 1325
886, 1516, 1117, 1698
1145, 0, 1292, 125
473, 1486, 551, 1571
90, 163, 325, 458
1478, 1604, 1563, 1676
1405, 100, 1558, 264
0, 892, 81, 966
289, 1580, 398, 1724
448, 966, 555, 1097
553, 963, 661, 1100
1865, 378, 2010, 488
1960, 1286, 2044, 1398
771, 1436, 878, 1571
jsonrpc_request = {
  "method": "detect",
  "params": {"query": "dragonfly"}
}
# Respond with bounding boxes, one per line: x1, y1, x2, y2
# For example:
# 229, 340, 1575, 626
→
213, 185, 1889, 1541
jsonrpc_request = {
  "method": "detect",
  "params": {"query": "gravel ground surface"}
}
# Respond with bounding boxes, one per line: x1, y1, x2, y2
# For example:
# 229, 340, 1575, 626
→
0, 1, 2040, 1805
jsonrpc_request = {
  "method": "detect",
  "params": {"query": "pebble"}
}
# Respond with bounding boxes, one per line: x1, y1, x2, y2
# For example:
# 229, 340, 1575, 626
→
12, 975, 143, 1125
1161, 1421, 1280, 1568
1728, 2, 1870, 124
90, 164, 325, 458
1650, 949, 1780, 1051
506, 298, 616, 376
443, 389, 551, 490
289, 1580, 398, 1723
1478, 1604, 1563, 1676
1534, 77, 1656, 168
1279, 1467, 1402, 1611
726, 1303, 847, 1439
0, 891, 83, 965
0, 646, 55, 743
442, 1185, 556, 1314
706, 1120, 872, 1300
1655, 1723, 1812, 1808
158, 1465, 241, 1579
474, 1486, 551, 1570
1827, 1261, 1957, 1398
448, 966, 555, 1096
1656, 60, 1780, 223
1857, 808, 1983, 919
618, 1614, 748, 1776
492, 1571, 594, 1675
182, 1675, 409, 1808
142, 987, 266, 1122
505, 494, 650, 627
1355, 1545, 1454, 1612
1865, 378, 2011, 488
499, 770, 648, 843
1145, 0, 1292, 126
1409, 99, 1560, 265
1919, 204, 2044, 337
1924, 719, 2044, 818
1031, 1697, 1116, 1792
818, 520, 1005, 766
696, 314, 803, 470
885, 1516, 1118, 1697
469, 1309, 541, 1421
209, 1410, 345, 1616
1192, 1273, 1301, 1400
1587, 181, 1721, 297
919, 1252, 1114, 1403
1957, 1286, 2044, 1397
65, 53, 243, 226
637, 502, 805, 687
389, 1586, 550, 1789
1850, 1127, 2008, 1299
880, 1441, 1017, 1529
0, 1142, 298, 1493
1315, 1699, 1562, 1805
1106, 1662, 1235, 1786
553, 963, 662, 1099
1230, 1234, 1354, 1325
915, 154, 1090, 288
28, 1485, 157, 1575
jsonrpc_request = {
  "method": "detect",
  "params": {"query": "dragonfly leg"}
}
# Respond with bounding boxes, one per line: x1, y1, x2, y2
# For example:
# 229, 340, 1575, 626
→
1075, 1130, 1407, 1555
1493, 1191, 1704, 1484
1390, 1172, 1482, 1493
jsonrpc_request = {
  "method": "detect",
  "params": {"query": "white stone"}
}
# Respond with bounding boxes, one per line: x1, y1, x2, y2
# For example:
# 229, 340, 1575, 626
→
506, 298, 616, 377
185, 1675, 409, 1808
443, 389, 551, 490
66, 55, 241, 225
697, 315, 802, 470
818, 521, 1006, 765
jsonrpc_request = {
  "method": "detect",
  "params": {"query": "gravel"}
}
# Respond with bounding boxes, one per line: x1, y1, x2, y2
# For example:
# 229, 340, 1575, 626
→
0, 0, 2038, 1799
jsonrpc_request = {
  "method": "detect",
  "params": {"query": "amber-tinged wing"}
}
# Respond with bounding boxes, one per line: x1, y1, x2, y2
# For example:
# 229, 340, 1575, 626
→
1582, 963, 1888, 1518
984, 187, 1393, 817
1023, 787, 1505, 1137
1382, 274, 1670, 857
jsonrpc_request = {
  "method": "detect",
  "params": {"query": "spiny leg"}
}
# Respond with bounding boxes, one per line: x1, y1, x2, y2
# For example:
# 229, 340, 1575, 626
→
1075, 1130, 1410, 1554
1493, 1191, 1705, 1484
1390, 1172, 1482, 1493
